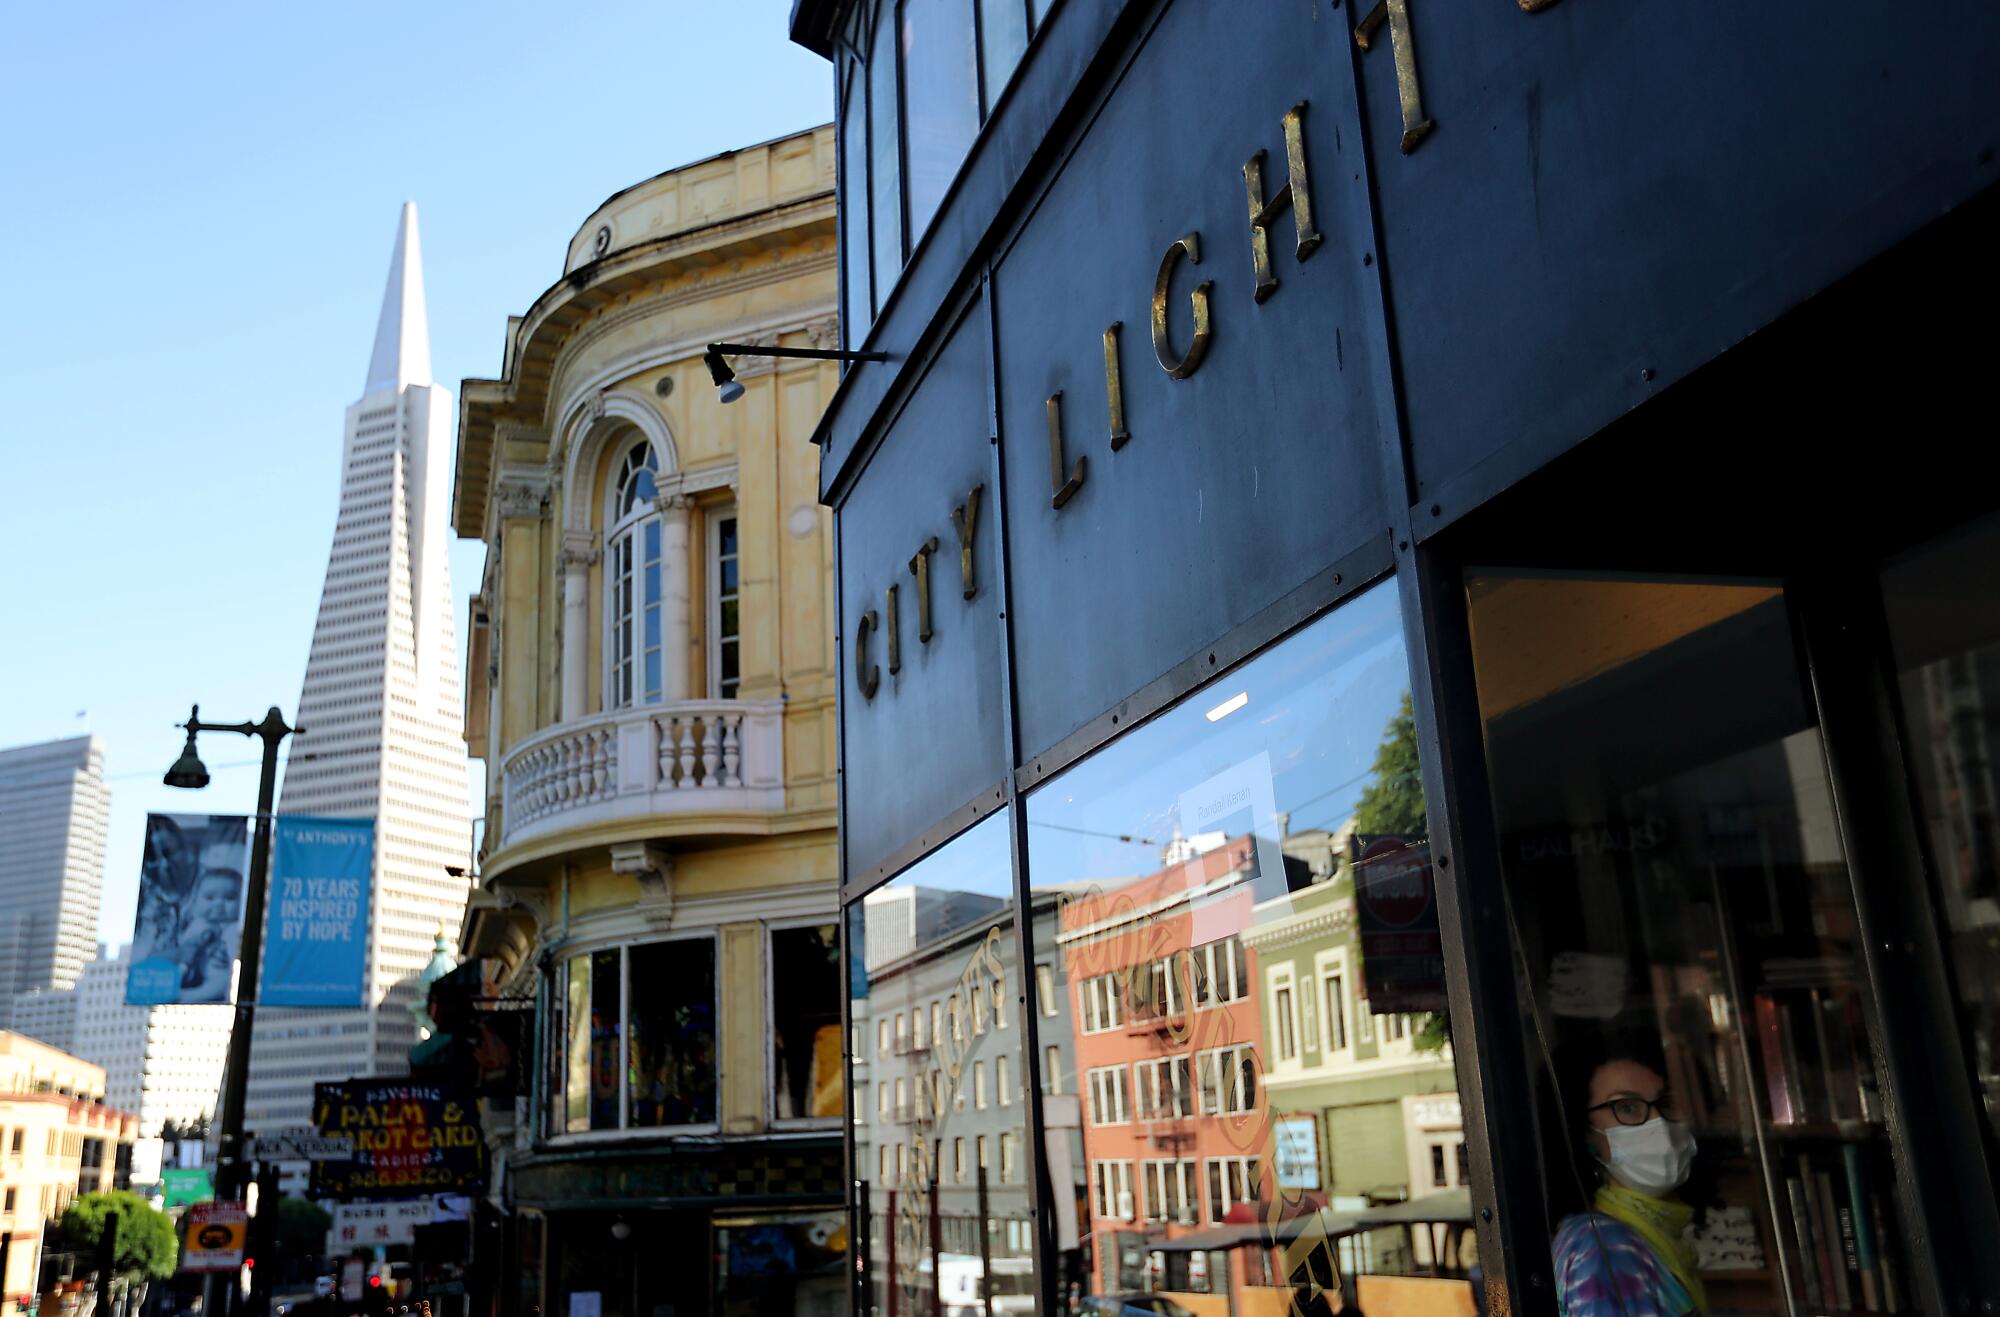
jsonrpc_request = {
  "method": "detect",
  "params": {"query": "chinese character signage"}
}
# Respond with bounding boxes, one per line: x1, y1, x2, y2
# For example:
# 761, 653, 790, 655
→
180, 1202, 247, 1272
129, 813, 249, 1006
311, 1079, 487, 1199
262, 817, 374, 1007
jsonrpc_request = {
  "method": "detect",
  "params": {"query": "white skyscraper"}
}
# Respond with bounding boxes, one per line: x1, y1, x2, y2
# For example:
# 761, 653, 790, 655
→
71, 944, 231, 1137
244, 204, 473, 1134
0, 736, 107, 1021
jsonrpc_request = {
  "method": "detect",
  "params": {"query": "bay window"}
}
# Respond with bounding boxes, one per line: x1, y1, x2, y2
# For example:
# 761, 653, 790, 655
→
708, 508, 740, 698
771, 923, 841, 1122
607, 441, 663, 708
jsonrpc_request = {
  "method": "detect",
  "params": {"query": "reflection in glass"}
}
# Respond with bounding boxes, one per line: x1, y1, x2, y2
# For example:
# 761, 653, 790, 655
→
773, 924, 843, 1121
899, 0, 980, 246
1467, 575, 1917, 1316
628, 938, 717, 1127
849, 813, 1031, 1317
867, 9, 902, 312
1883, 514, 2000, 1153
1026, 583, 1474, 1314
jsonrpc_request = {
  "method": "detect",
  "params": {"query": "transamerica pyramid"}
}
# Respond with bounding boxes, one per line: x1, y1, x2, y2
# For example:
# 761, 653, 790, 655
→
246, 204, 473, 1145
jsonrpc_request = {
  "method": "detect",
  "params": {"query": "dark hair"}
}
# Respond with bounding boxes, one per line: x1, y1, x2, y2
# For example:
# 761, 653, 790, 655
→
1537, 1024, 1669, 1221
1538, 1023, 1717, 1222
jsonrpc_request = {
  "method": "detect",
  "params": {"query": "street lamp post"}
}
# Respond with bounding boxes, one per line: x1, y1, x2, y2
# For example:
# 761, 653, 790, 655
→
163, 704, 298, 1204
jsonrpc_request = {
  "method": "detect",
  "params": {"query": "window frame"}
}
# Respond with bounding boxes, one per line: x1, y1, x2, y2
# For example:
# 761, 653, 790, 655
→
542, 928, 721, 1141
604, 439, 664, 711
1087, 1064, 1131, 1126
706, 503, 741, 699
766, 916, 843, 1130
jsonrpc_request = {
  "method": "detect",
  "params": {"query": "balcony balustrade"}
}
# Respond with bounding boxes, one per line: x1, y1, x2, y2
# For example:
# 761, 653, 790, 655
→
499, 699, 785, 848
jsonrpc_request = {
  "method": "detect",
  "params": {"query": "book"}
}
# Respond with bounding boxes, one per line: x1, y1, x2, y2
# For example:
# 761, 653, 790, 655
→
1836, 1204, 1863, 1307
1788, 1174, 1823, 1309
1842, 1142, 1881, 1311
1756, 993, 1798, 1125
1800, 1155, 1838, 1308
1870, 1190, 1901, 1312
1815, 1169, 1850, 1310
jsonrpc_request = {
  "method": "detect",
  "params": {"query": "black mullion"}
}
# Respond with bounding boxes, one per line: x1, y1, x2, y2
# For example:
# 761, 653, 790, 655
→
1792, 573, 2000, 1312
981, 266, 1057, 1316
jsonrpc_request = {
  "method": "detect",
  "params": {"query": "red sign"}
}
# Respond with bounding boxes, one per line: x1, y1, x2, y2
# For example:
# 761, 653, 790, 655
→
1353, 838, 1446, 1014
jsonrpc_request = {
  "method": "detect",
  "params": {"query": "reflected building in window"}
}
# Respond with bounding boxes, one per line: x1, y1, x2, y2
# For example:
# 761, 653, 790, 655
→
451, 127, 846, 1317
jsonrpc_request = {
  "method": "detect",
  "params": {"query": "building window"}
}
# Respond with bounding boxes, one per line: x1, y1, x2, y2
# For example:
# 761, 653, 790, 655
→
912, 1002, 928, 1051
1136, 1057, 1193, 1120
977, 1134, 989, 1170
877, 1019, 890, 1056
878, 1082, 890, 1118
1323, 969, 1349, 1052
930, 1001, 942, 1047
1092, 1159, 1135, 1222
708, 508, 740, 698
996, 1053, 1012, 1106
548, 935, 716, 1134
1143, 1159, 1198, 1225
1087, 1065, 1130, 1126
999, 1131, 1018, 1182
1205, 1156, 1261, 1224
1, 1188, 12, 1212
771, 924, 841, 1122
954, 1137, 967, 1181
894, 1077, 908, 1120
1192, 937, 1248, 1006
894, 1012, 909, 1054
1131, 953, 1188, 1021
1045, 1045, 1062, 1094
1198, 1045, 1256, 1117
607, 440, 663, 708
1274, 981, 1298, 1062
971, 982, 988, 1035
1036, 964, 1058, 1016
1079, 973, 1124, 1033
973, 1061, 988, 1110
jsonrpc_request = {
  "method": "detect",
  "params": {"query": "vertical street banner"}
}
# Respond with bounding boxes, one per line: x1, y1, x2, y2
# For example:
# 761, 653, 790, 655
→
129, 813, 250, 1005
263, 817, 374, 1007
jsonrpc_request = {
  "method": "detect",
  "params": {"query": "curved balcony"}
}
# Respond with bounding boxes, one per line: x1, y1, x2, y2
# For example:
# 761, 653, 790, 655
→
499, 699, 785, 849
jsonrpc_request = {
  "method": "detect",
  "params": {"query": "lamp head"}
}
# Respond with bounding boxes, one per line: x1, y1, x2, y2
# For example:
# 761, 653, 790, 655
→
163, 726, 209, 790
705, 347, 744, 404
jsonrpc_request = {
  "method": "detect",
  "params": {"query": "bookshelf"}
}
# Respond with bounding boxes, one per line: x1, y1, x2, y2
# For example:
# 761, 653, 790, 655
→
1643, 839, 1912, 1316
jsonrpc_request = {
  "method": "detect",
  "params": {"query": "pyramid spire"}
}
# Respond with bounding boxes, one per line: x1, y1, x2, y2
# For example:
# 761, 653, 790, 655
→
364, 201, 433, 395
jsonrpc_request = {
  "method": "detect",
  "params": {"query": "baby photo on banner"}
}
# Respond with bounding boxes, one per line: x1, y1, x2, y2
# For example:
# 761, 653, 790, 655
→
129, 812, 250, 1005
263, 817, 374, 1008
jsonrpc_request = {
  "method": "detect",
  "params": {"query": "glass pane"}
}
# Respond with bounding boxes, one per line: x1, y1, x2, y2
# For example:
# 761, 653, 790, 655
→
978, 0, 1028, 117
629, 937, 717, 1127
841, 66, 873, 347
1882, 512, 2000, 1150
644, 603, 660, 648
1466, 575, 1915, 1317
720, 515, 738, 558
643, 650, 661, 702
589, 948, 621, 1131
1026, 582, 1463, 1308
721, 598, 739, 638
849, 812, 1029, 1317
868, 12, 902, 311
900, 0, 980, 244
721, 556, 739, 596
645, 519, 661, 563
773, 925, 843, 1121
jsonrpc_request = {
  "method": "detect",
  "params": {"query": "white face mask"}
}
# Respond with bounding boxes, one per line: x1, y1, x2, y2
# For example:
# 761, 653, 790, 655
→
1598, 1116, 1696, 1196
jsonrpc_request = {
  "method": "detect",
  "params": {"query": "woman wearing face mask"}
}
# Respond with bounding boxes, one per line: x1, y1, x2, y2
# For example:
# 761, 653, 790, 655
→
1551, 1032, 1706, 1317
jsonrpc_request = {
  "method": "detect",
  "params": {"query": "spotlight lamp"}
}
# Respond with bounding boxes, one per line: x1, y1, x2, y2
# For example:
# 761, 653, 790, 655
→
704, 341, 889, 405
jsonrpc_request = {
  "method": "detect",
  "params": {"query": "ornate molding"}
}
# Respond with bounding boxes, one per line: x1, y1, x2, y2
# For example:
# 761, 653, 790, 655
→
655, 463, 738, 501
559, 530, 600, 572
653, 491, 695, 518
493, 467, 551, 522
609, 841, 675, 927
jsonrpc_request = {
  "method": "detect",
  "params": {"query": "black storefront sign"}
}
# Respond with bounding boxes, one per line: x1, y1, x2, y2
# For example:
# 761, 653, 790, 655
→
311, 1079, 489, 1200
803, 0, 2000, 1312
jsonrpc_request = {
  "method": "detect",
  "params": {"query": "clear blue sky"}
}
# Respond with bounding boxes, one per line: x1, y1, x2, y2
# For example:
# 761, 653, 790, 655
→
0, 2, 833, 944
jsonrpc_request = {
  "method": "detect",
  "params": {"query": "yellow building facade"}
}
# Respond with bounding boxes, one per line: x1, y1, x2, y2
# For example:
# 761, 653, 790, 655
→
0, 1033, 137, 1310
452, 126, 843, 1317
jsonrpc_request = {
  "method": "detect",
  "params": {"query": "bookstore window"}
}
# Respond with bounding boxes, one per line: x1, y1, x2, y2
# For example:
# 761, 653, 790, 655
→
846, 812, 1029, 1317
1467, 573, 1919, 1315
1881, 512, 2000, 1157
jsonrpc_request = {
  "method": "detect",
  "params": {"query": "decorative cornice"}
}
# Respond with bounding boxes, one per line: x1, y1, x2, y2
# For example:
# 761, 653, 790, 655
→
559, 530, 599, 571
656, 463, 738, 501
1240, 902, 1355, 951
492, 467, 551, 529
609, 840, 675, 929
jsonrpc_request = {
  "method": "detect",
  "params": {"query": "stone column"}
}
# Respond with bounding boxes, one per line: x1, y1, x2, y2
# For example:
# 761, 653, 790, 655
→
655, 492, 693, 702
559, 532, 596, 721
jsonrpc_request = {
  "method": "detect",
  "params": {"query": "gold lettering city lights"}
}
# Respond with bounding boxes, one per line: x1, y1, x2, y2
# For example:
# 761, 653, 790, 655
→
1355, 0, 1434, 153
1151, 233, 1213, 379
854, 484, 984, 700
1243, 103, 1323, 301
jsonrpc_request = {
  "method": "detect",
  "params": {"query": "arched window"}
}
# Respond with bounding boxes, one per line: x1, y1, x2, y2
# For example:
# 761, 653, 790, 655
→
608, 440, 662, 707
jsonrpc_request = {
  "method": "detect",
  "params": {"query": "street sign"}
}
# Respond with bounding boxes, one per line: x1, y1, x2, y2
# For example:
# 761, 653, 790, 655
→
327, 1200, 435, 1249
247, 1129, 355, 1162
181, 1202, 247, 1272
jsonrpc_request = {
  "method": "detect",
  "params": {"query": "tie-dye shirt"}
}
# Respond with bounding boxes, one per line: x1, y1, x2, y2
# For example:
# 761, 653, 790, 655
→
1553, 1213, 1698, 1317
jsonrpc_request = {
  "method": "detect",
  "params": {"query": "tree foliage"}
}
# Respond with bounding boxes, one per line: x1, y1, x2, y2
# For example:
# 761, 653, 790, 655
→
271, 1196, 331, 1260
59, 1191, 178, 1280
1351, 693, 1427, 837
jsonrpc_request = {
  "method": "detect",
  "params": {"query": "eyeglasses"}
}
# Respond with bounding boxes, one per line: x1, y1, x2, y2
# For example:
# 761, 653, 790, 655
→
1586, 1091, 1682, 1126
